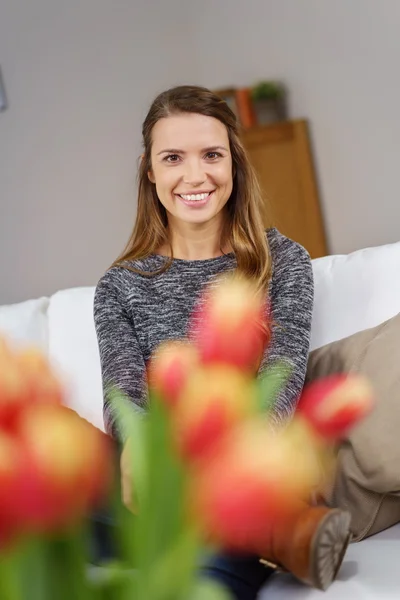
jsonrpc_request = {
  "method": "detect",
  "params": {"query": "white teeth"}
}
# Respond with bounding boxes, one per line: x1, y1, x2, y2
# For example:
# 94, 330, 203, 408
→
180, 192, 210, 201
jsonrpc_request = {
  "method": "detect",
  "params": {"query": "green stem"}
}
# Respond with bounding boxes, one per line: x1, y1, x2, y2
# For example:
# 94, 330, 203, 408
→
46, 525, 93, 600
0, 550, 22, 600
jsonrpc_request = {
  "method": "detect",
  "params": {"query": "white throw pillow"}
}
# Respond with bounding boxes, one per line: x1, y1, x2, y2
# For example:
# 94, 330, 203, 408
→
47, 287, 105, 432
311, 240, 400, 350
0, 297, 49, 351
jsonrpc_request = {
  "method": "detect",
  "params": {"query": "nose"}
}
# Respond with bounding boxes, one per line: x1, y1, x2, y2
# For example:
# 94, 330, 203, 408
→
183, 158, 206, 186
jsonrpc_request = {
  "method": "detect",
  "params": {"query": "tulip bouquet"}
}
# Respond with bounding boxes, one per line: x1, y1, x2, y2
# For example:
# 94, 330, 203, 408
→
0, 274, 374, 600
0, 338, 113, 600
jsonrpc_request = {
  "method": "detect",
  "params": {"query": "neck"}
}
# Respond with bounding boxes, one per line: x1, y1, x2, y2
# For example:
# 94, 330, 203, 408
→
160, 215, 232, 260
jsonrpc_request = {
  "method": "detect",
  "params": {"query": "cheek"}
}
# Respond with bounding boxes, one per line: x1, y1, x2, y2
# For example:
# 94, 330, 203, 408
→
152, 167, 179, 195
214, 164, 233, 189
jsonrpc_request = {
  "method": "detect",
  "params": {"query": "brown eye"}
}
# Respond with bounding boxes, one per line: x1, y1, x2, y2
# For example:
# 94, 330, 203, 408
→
205, 151, 222, 160
165, 154, 180, 163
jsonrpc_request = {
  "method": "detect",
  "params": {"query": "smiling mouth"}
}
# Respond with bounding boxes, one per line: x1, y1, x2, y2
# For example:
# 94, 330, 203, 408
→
177, 191, 214, 202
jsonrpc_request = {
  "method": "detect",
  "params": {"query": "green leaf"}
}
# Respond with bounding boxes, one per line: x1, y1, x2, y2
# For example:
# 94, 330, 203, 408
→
87, 562, 138, 600
107, 388, 147, 507
257, 361, 293, 413
109, 389, 207, 600
146, 529, 200, 600
0, 543, 24, 600
187, 579, 234, 600
133, 395, 192, 598
45, 526, 94, 600
13, 536, 50, 600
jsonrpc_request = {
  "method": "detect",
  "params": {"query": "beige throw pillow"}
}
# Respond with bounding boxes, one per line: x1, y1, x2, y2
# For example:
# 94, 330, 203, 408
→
306, 312, 400, 541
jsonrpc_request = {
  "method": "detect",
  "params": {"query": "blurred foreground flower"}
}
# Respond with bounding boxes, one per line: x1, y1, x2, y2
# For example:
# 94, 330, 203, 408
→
189, 419, 322, 555
0, 342, 63, 431
148, 341, 199, 409
297, 374, 374, 440
191, 274, 270, 373
171, 365, 257, 463
149, 273, 375, 560
0, 339, 112, 546
0, 273, 374, 600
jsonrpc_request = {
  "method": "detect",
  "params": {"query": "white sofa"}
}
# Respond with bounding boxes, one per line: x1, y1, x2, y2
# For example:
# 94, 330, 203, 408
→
1, 240, 400, 598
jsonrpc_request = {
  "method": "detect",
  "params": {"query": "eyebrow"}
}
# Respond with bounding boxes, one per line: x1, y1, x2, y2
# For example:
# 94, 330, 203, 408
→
156, 145, 229, 156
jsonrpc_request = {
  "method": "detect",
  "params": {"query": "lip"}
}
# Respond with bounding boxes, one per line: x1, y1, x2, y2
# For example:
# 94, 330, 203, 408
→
176, 190, 214, 208
175, 190, 215, 196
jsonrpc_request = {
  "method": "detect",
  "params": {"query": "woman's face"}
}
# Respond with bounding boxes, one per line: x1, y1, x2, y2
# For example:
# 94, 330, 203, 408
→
149, 112, 233, 228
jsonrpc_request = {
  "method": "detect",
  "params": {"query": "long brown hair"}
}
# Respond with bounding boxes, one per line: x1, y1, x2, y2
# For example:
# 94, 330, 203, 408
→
112, 85, 273, 291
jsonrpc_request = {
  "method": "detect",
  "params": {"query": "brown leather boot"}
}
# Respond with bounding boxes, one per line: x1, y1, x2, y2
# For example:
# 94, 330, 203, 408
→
259, 505, 352, 590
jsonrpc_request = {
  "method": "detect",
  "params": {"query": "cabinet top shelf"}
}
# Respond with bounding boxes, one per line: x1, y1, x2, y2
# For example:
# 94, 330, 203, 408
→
241, 119, 309, 145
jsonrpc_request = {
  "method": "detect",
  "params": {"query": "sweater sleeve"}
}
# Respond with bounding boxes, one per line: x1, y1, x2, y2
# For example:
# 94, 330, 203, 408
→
258, 233, 314, 426
93, 272, 148, 440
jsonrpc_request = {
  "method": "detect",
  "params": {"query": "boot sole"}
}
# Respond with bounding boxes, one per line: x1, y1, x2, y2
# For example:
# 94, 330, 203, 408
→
309, 508, 352, 591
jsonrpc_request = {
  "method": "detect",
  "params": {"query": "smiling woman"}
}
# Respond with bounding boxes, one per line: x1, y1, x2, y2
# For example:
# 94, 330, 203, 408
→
148, 113, 233, 237
93, 85, 350, 600
110, 85, 271, 288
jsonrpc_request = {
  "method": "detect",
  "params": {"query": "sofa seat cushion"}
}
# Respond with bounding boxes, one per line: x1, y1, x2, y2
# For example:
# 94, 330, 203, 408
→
259, 523, 400, 598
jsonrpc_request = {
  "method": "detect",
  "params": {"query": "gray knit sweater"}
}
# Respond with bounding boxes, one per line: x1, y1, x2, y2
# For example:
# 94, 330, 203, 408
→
94, 228, 314, 439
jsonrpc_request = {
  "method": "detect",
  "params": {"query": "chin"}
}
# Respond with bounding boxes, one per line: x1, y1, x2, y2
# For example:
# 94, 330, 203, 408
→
178, 210, 219, 226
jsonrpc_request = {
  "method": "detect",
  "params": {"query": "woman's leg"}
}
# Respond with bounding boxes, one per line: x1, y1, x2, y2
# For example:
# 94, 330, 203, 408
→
201, 552, 274, 600
89, 506, 119, 564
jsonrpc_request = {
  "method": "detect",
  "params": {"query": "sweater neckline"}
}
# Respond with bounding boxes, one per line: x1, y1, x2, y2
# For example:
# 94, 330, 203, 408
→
148, 252, 235, 266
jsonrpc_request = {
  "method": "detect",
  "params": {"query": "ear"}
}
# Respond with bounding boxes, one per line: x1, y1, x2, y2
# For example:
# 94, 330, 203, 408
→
143, 154, 155, 183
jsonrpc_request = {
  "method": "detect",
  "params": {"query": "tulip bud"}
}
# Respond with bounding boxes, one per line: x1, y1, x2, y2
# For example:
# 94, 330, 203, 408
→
0, 355, 30, 430
190, 419, 322, 555
12, 405, 112, 531
297, 374, 375, 440
192, 275, 270, 374
172, 365, 257, 464
0, 343, 63, 431
0, 431, 24, 545
148, 341, 199, 408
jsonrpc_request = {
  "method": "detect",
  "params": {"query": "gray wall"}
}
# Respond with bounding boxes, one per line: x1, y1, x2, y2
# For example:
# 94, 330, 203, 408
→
191, 0, 400, 256
2, 1, 400, 303
0, 0, 195, 303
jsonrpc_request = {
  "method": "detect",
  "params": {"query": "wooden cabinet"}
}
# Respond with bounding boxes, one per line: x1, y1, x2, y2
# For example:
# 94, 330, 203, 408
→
241, 119, 328, 258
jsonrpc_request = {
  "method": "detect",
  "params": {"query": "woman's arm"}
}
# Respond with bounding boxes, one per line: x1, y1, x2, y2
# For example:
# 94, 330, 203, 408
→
94, 272, 148, 441
258, 232, 314, 426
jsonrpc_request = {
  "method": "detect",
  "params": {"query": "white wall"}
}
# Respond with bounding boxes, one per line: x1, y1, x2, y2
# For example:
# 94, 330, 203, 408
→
2, 0, 400, 303
0, 0, 196, 303
193, 0, 400, 255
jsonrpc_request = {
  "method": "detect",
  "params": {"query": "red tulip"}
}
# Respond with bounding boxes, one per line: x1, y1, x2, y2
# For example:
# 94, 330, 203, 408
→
0, 341, 63, 431
0, 431, 24, 545
0, 354, 30, 430
9, 405, 112, 532
192, 275, 270, 374
297, 374, 375, 440
17, 347, 64, 407
190, 420, 321, 555
172, 365, 257, 464
148, 341, 199, 409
